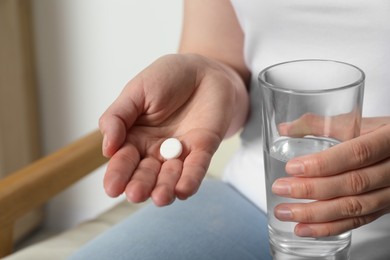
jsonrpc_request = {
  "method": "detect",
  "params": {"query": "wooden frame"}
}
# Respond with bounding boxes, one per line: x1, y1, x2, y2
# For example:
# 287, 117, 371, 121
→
0, 2, 108, 257
0, 0, 40, 172
0, 130, 107, 257
0, 0, 44, 249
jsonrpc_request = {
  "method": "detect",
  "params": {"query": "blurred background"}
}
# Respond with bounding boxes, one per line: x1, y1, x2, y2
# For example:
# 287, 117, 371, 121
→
1, 0, 183, 236
1, 0, 239, 244
31, 0, 183, 232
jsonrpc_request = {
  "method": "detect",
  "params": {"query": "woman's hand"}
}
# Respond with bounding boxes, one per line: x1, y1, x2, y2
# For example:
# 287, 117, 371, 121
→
277, 111, 361, 141
99, 54, 248, 207
272, 117, 390, 237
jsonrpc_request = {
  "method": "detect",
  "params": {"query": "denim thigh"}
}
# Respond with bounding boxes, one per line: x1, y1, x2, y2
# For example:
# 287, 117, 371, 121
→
68, 179, 271, 260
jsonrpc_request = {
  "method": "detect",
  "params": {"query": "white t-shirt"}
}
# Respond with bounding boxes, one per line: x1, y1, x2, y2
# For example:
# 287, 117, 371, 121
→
224, 0, 390, 212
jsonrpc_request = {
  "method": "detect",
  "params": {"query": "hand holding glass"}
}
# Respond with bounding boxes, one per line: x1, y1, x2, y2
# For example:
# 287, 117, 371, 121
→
259, 60, 365, 259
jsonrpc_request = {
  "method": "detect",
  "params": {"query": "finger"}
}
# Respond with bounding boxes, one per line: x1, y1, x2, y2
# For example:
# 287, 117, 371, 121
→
274, 187, 390, 224
278, 113, 324, 137
99, 115, 128, 157
151, 159, 183, 206
360, 117, 390, 135
273, 158, 390, 199
173, 130, 220, 200
286, 124, 390, 177
175, 150, 213, 200
278, 112, 360, 141
125, 157, 161, 203
294, 207, 390, 237
103, 144, 140, 197
99, 83, 145, 157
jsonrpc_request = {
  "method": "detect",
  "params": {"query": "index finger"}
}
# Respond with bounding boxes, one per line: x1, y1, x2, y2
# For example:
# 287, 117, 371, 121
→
286, 124, 390, 177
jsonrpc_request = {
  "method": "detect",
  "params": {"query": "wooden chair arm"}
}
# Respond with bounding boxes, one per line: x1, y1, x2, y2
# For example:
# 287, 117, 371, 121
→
0, 130, 108, 257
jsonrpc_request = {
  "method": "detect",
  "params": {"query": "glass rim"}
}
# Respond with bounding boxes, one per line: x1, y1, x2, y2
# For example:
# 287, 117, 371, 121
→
258, 59, 365, 94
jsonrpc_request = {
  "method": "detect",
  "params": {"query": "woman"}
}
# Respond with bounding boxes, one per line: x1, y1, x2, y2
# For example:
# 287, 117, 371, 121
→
70, 1, 390, 259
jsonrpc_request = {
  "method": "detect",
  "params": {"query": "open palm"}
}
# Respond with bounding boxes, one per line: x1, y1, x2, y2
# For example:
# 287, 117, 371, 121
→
99, 54, 240, 206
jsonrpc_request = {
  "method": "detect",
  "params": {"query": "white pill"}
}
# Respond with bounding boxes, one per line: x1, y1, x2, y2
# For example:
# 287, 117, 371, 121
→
160, 138, 183, 160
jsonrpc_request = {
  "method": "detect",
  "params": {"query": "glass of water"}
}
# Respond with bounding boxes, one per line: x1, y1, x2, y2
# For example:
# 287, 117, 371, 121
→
259, 60, 365, 259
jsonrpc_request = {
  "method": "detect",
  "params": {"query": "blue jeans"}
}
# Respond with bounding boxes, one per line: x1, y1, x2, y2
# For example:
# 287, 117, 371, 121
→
68, 179, 272, 260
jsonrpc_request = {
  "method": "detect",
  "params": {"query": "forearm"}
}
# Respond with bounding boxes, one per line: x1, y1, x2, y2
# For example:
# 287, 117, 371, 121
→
174, 53, 250, 138
179, 0, 250, 137
215, 59, 250, 138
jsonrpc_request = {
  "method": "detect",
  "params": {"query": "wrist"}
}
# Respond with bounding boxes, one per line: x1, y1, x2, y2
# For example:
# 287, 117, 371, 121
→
175, 53, 250, 138
197, 54, 250, 137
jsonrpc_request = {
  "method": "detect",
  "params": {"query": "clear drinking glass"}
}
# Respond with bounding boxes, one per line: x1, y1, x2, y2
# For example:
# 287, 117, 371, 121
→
259, 60, 365, 259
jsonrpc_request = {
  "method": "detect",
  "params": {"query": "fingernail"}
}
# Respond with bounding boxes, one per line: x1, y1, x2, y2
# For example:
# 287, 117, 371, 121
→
275, 206, 293, 221
103, 134, 108, 148
296, 226, 314, 237
102, 134, 109, 156
286, 160, 304, 175
272, 180, 291, 196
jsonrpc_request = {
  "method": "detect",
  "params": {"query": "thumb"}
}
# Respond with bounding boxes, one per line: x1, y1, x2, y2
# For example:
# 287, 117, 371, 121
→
99, 83, 145, 157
